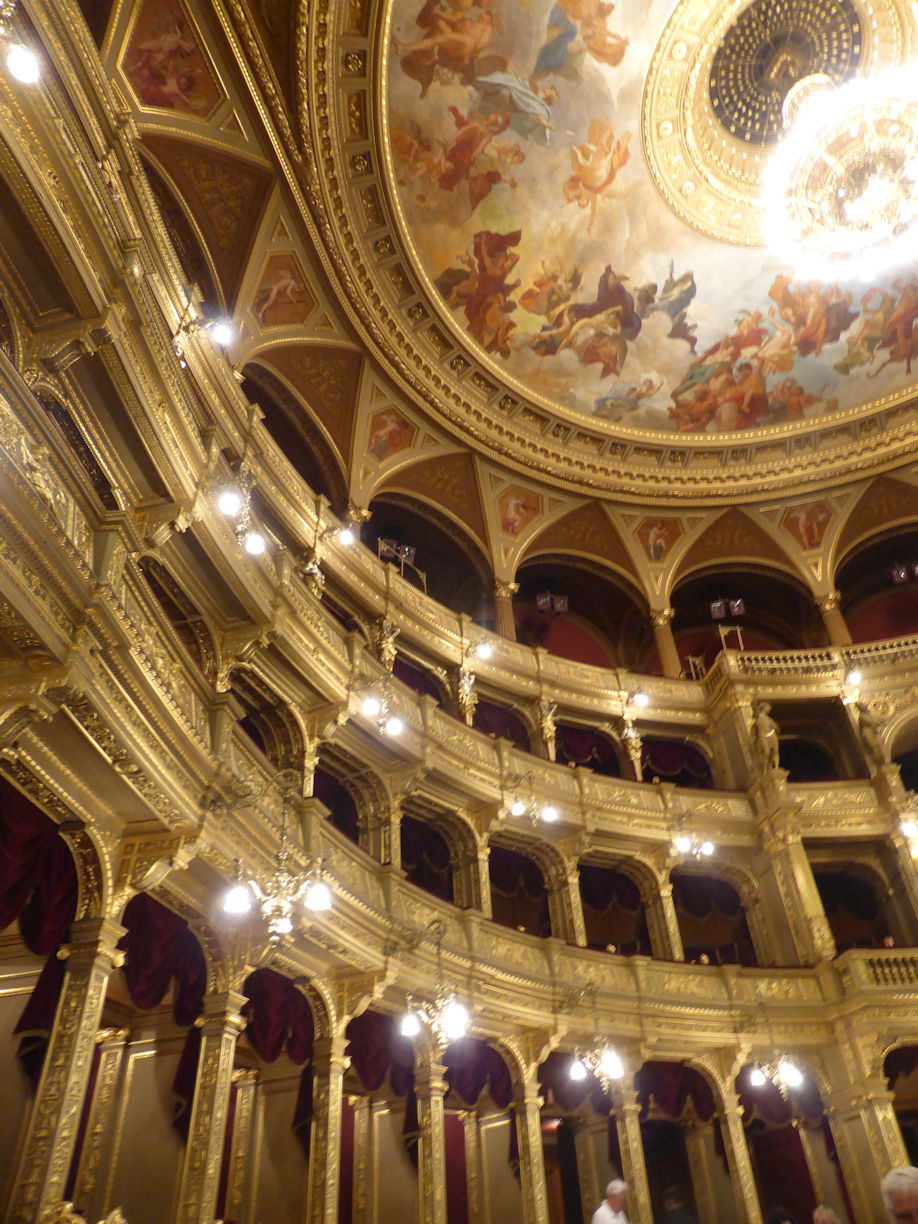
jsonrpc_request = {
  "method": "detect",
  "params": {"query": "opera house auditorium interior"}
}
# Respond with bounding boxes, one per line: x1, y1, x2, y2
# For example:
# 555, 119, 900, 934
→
11, 0, 918, 1221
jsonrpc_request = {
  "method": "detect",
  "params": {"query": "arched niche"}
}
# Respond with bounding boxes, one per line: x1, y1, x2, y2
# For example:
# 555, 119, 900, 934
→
241, 363, 349, 513
313, 762, 360, 846
400, 812, 453, 903
36, 391, 119, 513
734, 1064, 841, 1224
513, 556, 651, 669
811, 864, 895, 952
836, 525, 918, 643
665, 566, 824, 675
487, 843, 550, 937
635, 1060, 719, 1222
229, 663, 305, 772
556, 722, 624, 778
472, 696, 532, 751
769, 699, 865, 782
392, 653, 449, 707
368, 493, 495, 623
670, 870, 757, 966
136, 556, 217, 682
641, 737, 713, 789
578, 860, 651, 955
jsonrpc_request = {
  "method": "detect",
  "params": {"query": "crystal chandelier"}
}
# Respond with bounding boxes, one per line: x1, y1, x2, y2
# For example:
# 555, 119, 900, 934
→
764, 68, 918, 280
398, 919, 471, 1047
222, 769, 332, 941
671, 831, 715, 860
569, 1043, 626, 1093
748, 1056, 804, 1097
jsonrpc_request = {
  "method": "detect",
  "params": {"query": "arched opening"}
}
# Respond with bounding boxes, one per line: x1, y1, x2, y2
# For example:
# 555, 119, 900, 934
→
735, 1065, 847, 1223
393, 654, 448, 706
400, 813, 453, 903
578, 862, 651, 955
635, 1061, 718, 1222
241, 363, 349, 513
670, 871, 757, 966
770, 699, 866, 782
313, 762, 360, 846
837, 526, 918, 643
891, 717, 918, 792
556, 723, 624, 778
368, 494, 494, 624
472, 697, 531, 750
812, 866, 894, 952
641, 738, 713, 789
229, 665, 304, 772
513, 558, 650, 669
667, 567, 824, 675
137, 556, 215, 680
488, 844, 550, 937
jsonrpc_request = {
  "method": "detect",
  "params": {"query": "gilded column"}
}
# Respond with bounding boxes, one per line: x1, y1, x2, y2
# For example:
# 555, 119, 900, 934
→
611, 1091, 652, 1224
816, 591, 852, 646
70, 1026, 130, 1221
351, 1095, 372, 1224
454, 841, 492, 916
306, 1034, 348, 1224
415, 1051, 448, 1224
514, 1083, 550, 1224
825, 1081, 908, 1224
223, 1068, 259, 1224
683, 1122, 719, 1224
758, 820, 836, 966
642, 878, 684, 961
175, 990, 246, 1224
494, 580, 519, 641
462, 1110, 484, 1224
547, 863, 587, 946
717, 1096, 762, 1224
7, 917, 125, 1224
795, 1121, 828, 1208
888, 829, 918, 939
364, 802, 401, 869
651, 609, 682, 679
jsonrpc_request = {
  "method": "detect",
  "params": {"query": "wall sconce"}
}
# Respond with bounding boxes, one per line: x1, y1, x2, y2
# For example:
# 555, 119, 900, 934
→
395, 920, 471, 1047
748, 1057, 804, 1097
672, 832, 714, 860
361, 683, 404, 737
507, 771, 559, 825
536, 592, 569, 614
216, 465, 267, 556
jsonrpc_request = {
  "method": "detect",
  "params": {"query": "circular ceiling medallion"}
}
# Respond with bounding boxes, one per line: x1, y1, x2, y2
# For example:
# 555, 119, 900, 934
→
642, 0, 907, 245
709, 0, 863, 146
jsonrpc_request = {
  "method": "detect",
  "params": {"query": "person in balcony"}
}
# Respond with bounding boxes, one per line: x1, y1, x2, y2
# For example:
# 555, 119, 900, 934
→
592, 1177, 630, 1224
659, 1185, 697, 1223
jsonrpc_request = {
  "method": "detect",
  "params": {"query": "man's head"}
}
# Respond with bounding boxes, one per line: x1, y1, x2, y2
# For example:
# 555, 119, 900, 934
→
884, 1168, 918, 1222
605, 1178, 628, 1211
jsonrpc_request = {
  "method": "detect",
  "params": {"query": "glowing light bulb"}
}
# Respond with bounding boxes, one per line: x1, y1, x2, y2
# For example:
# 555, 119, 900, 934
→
846, 669, 863, 687
510, 799, 527, 817
632, 690, 650, 708
223, 882, 253, 914
443, 1000, 469, 1040
476, 641, 493, 660
362, 696, 382, 717
338, 526, 355, 546
209, 319, 234, 347
7, 45, 39, 83
569, 1058, 588, 1082
243, 531, 266, 556
304, 880, 332, 912
700, 840, 714, 856
674, 835, 692, 854
598, 1048, 624, 1080
778, 1061, 803, 1088
400, 1011, 422, 1038
749, 1067, 767, 1087
384, 715, 403, 737
902, 820, 917, 839
217, 488, 243, 517
540, 804, 559, 823
272, 915, 293, 936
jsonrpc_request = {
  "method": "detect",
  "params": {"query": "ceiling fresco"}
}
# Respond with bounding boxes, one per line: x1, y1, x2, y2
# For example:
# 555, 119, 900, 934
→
384, 0, 918, 433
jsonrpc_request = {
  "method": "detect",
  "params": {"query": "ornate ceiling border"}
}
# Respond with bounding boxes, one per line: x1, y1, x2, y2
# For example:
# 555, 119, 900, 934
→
282, 0, 918, 503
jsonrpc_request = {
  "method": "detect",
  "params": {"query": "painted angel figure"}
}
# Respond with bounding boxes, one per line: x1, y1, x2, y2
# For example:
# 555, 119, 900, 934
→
562, 120, 630, 234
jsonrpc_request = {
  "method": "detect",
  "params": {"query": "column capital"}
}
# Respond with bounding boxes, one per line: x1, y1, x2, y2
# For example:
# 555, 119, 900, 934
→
816, 589, 841, 613
650, 607, 674, 627
495, 579, 519, 598
60, 917, 126, 970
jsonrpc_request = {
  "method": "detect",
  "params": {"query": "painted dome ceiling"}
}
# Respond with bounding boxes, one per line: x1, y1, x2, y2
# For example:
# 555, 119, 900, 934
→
384, 0, 916, 432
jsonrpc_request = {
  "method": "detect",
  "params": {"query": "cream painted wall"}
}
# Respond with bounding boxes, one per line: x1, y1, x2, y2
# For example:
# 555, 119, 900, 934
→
375, 1102, 420, 1223
252, 1068, 307, 1224
480, 1114, 523, 1224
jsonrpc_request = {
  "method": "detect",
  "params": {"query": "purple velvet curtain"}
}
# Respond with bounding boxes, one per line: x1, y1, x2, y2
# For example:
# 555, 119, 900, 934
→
556, 725, 622, 777
472, 699, 530, 750
444, 1038, 513, 1109
120, 893, 207, 1025
539, 1050, 610, 1114
636, 1061, 715, 1122
394, 656, 444, 704
1, 779, 80, 1083
578, 864, 651, 954
488, 845, 551, 937
642, 740, 713, 789
671, 872, 757, 966
346, 1009, 417, 1154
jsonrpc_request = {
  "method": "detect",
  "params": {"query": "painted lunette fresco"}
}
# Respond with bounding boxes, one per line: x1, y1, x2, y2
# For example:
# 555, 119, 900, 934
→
386, 0, 918, 433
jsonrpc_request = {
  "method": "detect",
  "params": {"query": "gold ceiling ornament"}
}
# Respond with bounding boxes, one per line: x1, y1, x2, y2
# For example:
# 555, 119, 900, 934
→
642, 0, 911, 245
763, 67, 918, 280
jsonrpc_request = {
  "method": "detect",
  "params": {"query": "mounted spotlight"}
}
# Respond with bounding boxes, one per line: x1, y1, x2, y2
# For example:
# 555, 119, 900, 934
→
536, 592, 569, 614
